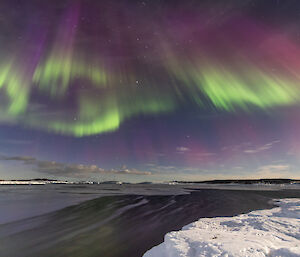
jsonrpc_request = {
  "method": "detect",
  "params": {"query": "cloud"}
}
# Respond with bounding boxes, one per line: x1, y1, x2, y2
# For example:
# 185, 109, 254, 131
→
243, 140, 280, 154
0, 155, 151, 177
257, 164, 289, 173
1, 156, 36, 161
221, 140, 280, 154
250, 164, 292, 179
233, 166, 244, 170
0, 139, 33, 145
195, 152, 216, 157
176, 146, 190, 153
115, 166, 151, 175
148, 165, 177, 173
148, 165, 208, 175
176, 147, 216, 158
35, 161, 105, 177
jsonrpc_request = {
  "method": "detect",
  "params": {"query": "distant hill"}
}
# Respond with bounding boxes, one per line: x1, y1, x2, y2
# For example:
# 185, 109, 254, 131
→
0, 178, 58, 182
0, 178, 68, 185
173, 179, 300, 184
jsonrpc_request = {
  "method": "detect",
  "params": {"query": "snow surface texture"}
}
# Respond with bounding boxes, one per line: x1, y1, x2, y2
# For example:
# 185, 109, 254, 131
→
144, 199, 300, 257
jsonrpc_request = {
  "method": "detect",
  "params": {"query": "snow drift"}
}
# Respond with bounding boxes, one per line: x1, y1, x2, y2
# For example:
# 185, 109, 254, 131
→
144, 198, 300, 257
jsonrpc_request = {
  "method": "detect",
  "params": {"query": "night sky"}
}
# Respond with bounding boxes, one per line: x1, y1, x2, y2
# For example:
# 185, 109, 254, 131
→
0, 0, 300, 182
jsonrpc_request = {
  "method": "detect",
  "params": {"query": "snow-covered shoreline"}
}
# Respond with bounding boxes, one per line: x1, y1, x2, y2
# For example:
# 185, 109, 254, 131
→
0, 180, 70, 185
144, 198, 300, 257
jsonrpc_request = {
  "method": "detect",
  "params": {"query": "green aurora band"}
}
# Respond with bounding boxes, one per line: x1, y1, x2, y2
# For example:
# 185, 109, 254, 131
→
167, 59, 300, 112
1, 53, 300, 136
0, 56, 177, 136
0, 61, 30, 115
43, 87, 176, 137
2, 1, 300, 137
33, 56, 107, 96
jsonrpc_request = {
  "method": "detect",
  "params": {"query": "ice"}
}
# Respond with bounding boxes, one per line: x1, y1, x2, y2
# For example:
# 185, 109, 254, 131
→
143, 199, 300, 257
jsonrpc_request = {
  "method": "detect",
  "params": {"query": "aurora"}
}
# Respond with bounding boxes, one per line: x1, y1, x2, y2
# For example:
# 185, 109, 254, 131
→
2, 7, 300, 137
0, 0, 299, 182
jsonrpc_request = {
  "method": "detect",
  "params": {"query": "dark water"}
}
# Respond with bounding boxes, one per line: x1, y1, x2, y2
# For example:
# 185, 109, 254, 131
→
1, 187, 300, 257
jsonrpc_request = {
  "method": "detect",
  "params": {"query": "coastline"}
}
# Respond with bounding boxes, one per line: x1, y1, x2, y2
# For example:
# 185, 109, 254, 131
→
144, 198, 300, 257
0, 187, 300, 257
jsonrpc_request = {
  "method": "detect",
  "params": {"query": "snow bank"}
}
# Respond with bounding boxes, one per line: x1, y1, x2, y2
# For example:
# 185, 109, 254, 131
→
143, 199, 300, 257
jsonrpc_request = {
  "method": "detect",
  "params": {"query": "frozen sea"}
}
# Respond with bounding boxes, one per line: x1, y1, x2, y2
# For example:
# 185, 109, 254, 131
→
0, 183, 300, 257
